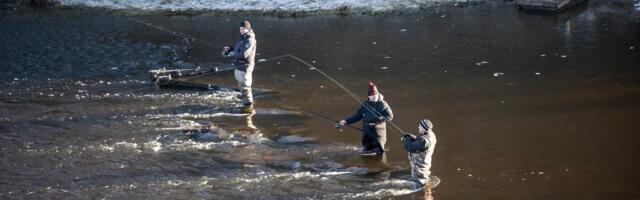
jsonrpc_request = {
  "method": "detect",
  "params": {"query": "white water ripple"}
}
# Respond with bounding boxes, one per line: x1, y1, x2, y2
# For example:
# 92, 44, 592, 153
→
56, 0, 475, 13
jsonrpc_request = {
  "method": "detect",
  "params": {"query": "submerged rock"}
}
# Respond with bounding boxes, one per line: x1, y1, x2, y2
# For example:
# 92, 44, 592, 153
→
277, 135, 316, 144
195, 132, 217, 141
267, 160, 301, 170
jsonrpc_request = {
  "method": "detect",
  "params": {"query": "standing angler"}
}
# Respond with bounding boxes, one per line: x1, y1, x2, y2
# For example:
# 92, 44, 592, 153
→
338, 81, 393, 155
222, 20, 257, 106
402, 119, 438, 189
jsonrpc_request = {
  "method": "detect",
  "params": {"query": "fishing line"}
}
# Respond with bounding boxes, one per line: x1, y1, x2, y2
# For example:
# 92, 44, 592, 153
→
129, 17, 406, 134
281, 54, 406, 135
9, 18, 224, 121
263, 98, 362, 132
12, 18, 408, 136
128, 18, 224, 48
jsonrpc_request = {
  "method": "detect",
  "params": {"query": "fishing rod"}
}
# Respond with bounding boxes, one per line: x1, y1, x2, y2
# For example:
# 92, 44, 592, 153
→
11, 18, 237, 121
128, 18, 224, 48
265, 98, 362, 132
8, 18, 228, 122
13, 18, 408, 137
128, 18, 408, 135
283, 54, 407, 135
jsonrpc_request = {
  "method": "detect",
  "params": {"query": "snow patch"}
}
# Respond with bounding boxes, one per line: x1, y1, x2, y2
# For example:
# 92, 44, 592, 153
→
56, 0, 473, 13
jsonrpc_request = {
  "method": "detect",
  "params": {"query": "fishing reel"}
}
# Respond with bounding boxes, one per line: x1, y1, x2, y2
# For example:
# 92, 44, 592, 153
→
335, 123, 344, 133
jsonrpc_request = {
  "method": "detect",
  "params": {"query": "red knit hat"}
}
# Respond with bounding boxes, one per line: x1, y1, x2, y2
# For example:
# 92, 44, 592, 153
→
368, 81, 378, 96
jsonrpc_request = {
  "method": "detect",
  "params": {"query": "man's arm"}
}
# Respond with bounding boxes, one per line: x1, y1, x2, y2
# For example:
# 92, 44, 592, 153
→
378, 102, 393, 122
243, 38, 256, 59
403, 136, 430, 153
222, 46, 233, 57
233, 39, 255, 60
344, 106, 363, 125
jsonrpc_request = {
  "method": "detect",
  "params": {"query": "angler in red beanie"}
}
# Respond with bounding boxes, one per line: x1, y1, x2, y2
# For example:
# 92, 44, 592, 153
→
338, 81, 394, 155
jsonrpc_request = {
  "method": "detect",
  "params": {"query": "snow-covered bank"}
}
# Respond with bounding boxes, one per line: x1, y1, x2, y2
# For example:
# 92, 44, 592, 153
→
54, 0, 483, 15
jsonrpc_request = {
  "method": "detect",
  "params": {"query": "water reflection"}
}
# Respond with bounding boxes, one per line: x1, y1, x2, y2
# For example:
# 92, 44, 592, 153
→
244, 105, 257, 131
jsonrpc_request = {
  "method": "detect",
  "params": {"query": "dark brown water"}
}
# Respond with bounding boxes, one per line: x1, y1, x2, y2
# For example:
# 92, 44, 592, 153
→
1, 1, 640, 199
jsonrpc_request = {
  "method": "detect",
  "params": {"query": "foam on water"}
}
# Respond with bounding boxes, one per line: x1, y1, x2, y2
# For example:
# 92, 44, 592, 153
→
114, 141, 138, 148
318, 171, 352, 176
14, 132, 414, 199
147, 112, 249, 120
148, 137, 163, 152
135, 90, 240, 102
165, 139, 247, 151
18, 127, 254, 155
370, 179, 415, 187
177, 112, 249, 118
233, 170, 353, 184
343, 187, 419, 198
69, 169, 415, 199
96, 140, 156, 153
84, 135, 248, 153
231, 170, 421, 199
332, 179, 420, 199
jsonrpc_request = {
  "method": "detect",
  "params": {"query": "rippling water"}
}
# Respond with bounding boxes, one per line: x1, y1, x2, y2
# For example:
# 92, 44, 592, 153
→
1, 1, 640, 199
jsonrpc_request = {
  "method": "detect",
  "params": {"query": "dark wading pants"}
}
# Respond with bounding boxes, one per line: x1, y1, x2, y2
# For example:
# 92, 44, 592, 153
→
362, 122, 387, 152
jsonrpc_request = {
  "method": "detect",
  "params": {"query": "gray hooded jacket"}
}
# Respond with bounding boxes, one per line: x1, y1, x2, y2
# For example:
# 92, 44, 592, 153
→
228, 29, 257, 72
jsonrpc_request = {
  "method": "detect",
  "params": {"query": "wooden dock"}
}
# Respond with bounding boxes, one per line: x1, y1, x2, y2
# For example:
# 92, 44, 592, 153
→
517, 0, 584, 12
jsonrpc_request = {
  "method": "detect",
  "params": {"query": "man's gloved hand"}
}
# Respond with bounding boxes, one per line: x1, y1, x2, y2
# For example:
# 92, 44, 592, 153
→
222, 46, 231, 57
334, 122, 343, 132
401, 133, 416, 142
378, 116, 386, 122
335, 120, 347, 133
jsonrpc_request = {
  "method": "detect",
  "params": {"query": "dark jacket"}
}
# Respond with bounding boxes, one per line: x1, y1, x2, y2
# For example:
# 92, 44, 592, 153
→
403, 134, 431, 153
343, 95, 393, 152
228, 29, 257, 72
345, 96, 393, 125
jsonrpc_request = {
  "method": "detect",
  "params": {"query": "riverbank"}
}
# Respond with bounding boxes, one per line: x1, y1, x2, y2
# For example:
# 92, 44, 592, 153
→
5, 0, 495, 17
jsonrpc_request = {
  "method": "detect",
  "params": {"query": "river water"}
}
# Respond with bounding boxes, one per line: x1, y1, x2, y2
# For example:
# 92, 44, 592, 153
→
1, 1, 640, 199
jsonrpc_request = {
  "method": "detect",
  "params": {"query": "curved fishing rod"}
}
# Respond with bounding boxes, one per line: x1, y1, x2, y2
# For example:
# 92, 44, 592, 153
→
8, 18, 224, 122
119, 18, 409, 135
128, 18, 224, 48
265, 98, 362, 132
12, 18, 408, 136
283, 54, 407, 135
